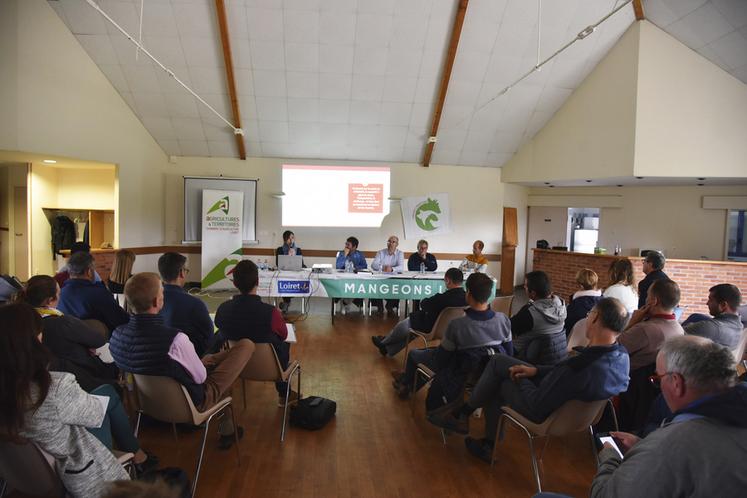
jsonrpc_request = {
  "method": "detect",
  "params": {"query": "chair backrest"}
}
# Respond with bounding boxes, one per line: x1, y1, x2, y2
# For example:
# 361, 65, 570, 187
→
430, 307, 466, 341
490, 295, 514, 316
228, 341, 282, 381
83, 318, 109, 338
132, 374, 198, 424
567, 318, 590, 352
544, 399, 608, 436
0, 437, 65, 496
732, 328, 747, 363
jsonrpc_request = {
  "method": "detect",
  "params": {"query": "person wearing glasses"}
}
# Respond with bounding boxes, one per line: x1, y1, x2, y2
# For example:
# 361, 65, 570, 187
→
370, 235, 405, 314
591, 335, 746, 497
428, 297, 630, 464
158, 252, 214, 357
371, 268, 466, 357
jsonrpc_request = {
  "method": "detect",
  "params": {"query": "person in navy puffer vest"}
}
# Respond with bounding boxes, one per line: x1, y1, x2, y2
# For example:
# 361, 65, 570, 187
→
110, 272, 254, 449
565, 268, 603, 334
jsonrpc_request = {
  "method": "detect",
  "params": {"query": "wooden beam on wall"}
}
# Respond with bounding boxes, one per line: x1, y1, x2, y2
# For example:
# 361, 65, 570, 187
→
632, 0, 645, 20
215, 0, 246, 159
422, 0, 469, 167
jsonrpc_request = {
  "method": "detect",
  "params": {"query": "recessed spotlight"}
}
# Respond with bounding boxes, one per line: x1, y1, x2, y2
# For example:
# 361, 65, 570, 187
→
549, 185, 555, 188
697, 183, 704, 186
697, 177, 705, 181
585, 179, 592, 183
544, 182, 550, 185
616, 184, 623, 187
635, 176, 644, 179
42, 159, 57, 164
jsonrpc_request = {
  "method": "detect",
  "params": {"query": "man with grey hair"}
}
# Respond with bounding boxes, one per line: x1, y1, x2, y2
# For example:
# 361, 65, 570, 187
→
58, 251, 129, 333
637, 251, 668, 309
592, 335, 747, 497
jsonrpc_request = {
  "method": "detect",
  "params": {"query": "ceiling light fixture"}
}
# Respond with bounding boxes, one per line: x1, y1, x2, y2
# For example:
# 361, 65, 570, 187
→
42, 159, 57, 164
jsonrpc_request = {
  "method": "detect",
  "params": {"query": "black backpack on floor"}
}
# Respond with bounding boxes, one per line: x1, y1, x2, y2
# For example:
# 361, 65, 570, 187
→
289, 396, 336, 430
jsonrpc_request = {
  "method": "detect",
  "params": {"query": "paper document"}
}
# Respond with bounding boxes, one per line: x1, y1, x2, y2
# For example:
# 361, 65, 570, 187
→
285, 323, 296, 343
95, 343, 114, 364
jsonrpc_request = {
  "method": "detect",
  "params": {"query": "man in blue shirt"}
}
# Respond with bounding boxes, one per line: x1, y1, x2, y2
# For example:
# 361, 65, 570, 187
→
57, 251, 129, 334
158, 252, 214, 357
335, 236, 367, 311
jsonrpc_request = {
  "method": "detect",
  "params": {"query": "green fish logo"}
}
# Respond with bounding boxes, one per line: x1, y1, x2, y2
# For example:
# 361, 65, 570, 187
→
207, 196, 230, 215
414, 198, 441, 231
201, 248, 242, 288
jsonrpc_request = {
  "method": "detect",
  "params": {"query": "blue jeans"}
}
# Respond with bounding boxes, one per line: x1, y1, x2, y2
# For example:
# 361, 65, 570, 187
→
87, 384, 140, 453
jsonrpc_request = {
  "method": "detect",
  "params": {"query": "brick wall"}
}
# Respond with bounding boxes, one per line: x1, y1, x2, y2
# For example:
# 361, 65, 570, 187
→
532, 249, 747, 318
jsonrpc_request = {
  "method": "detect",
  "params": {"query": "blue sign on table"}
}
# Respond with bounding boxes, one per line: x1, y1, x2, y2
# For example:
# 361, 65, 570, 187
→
278, 280, 311, 294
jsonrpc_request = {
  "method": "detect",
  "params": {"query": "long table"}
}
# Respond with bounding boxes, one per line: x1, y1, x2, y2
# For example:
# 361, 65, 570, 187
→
257, 270, 496, 319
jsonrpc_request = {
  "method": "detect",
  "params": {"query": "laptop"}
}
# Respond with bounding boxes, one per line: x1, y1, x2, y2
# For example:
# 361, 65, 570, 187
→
278, 254, 303, 271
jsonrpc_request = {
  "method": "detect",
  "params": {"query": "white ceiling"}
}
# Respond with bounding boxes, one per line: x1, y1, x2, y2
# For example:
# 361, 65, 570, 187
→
47, 0, 743, 167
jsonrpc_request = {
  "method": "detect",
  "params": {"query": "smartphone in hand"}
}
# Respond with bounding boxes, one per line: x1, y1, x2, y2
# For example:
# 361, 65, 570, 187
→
595, 432, 624, 459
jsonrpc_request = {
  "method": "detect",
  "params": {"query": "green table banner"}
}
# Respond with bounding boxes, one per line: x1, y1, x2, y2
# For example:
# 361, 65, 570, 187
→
319, 278, 447, 300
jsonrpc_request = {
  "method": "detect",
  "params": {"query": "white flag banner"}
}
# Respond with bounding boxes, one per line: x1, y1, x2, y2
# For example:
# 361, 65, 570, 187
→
201, 189, 244, 290
401, 193, 452, 239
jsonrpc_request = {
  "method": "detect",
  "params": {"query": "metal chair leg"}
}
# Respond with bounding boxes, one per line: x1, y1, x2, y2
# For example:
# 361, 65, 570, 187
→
280, 364, 300, 442
607, 398, 619, 431
589, 425, 600, 465
192, 411, 221, 497
134, 410, 143, 437
496, 413, 542, 493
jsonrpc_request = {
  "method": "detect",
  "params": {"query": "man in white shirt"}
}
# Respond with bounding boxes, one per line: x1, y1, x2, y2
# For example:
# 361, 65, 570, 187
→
371, 235, 405, 314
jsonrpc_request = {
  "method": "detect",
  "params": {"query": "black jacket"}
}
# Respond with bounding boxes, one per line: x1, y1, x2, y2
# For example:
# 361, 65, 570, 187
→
410, 287, 467, 332
637, 270, 669, 308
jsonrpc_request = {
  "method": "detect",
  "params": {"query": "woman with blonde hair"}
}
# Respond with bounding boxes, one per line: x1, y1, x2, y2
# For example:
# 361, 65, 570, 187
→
603, 258, 638, 314
565, 268, 602, 333
107, 249, 136, 294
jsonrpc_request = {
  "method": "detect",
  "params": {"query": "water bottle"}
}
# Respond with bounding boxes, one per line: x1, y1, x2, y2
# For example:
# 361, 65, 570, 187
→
345, 260, 354, 273
259, 259, 266, 271
419, 262, 425, 274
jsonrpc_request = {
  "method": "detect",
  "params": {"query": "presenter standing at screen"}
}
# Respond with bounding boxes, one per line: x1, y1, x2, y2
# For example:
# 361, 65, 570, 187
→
275, 230, 303, 313
371, 236, 405, 314
335, 237, 367, 311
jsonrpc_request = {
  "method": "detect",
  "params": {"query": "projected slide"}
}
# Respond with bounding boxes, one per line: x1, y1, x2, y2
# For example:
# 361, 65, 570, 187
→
282, 165, 391, 227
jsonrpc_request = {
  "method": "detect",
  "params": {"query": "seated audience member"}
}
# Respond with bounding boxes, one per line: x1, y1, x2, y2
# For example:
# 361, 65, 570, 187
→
428, 298, 630, 462
214, 260, 298, 407
106, 249, 136, 294
110, 273, 253, 449
335, 236, 367, 310
511, 271, 567, 365
619, 278, 684, 372
392, 273, 512, 410
603, 258, 638, 314
157, 252, 214, 357
565, 268, 603, 334
637, 251, 668, 309
371, 235, 405, 314
407, 239, 438, 272
54, 241, 103, 287
591, 335, 747, 497
371, 268, 467, 357
683, 284, 743, 349
58, 251, 129, 334
15, 275, 119, 392
459, 240, 489, 273
407, 239, 438, 311
275, 230, 304, 313
0, 303, 158, 497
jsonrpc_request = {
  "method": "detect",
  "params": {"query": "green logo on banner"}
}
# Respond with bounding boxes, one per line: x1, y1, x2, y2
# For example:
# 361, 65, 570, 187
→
207, 196, 230, 215
202, 248, 242, 288
414, 197, 441, 231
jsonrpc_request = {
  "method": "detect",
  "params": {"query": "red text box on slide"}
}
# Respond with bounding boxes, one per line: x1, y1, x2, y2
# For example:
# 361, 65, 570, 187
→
348, 184, 383, 213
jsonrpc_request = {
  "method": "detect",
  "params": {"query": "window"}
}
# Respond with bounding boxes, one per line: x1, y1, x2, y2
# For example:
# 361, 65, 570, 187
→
727, 210, 746, 261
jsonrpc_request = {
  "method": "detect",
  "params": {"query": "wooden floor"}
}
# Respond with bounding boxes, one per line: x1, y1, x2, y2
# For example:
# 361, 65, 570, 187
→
134, 311, 597, 498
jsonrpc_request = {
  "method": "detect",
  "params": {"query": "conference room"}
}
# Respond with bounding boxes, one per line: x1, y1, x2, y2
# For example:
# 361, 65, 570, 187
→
1, 0, 746, 497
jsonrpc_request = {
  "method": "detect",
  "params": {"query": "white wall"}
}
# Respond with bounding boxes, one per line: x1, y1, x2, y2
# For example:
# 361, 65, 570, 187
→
635, 22, 747, 178
528, 185, 747, 260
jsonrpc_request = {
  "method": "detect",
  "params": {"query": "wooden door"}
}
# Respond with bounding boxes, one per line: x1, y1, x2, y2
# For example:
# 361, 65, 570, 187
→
13, 186, 29, 281
500, 207, 518, 296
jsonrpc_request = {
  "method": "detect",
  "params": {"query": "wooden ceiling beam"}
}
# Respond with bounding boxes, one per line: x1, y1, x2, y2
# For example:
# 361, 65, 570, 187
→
632, 0, 645, 20
215, 0, 246, 160
422, 0, 469, 167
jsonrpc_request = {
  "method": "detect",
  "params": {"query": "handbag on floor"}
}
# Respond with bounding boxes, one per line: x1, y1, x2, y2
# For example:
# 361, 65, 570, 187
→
289, 396, 336, 430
